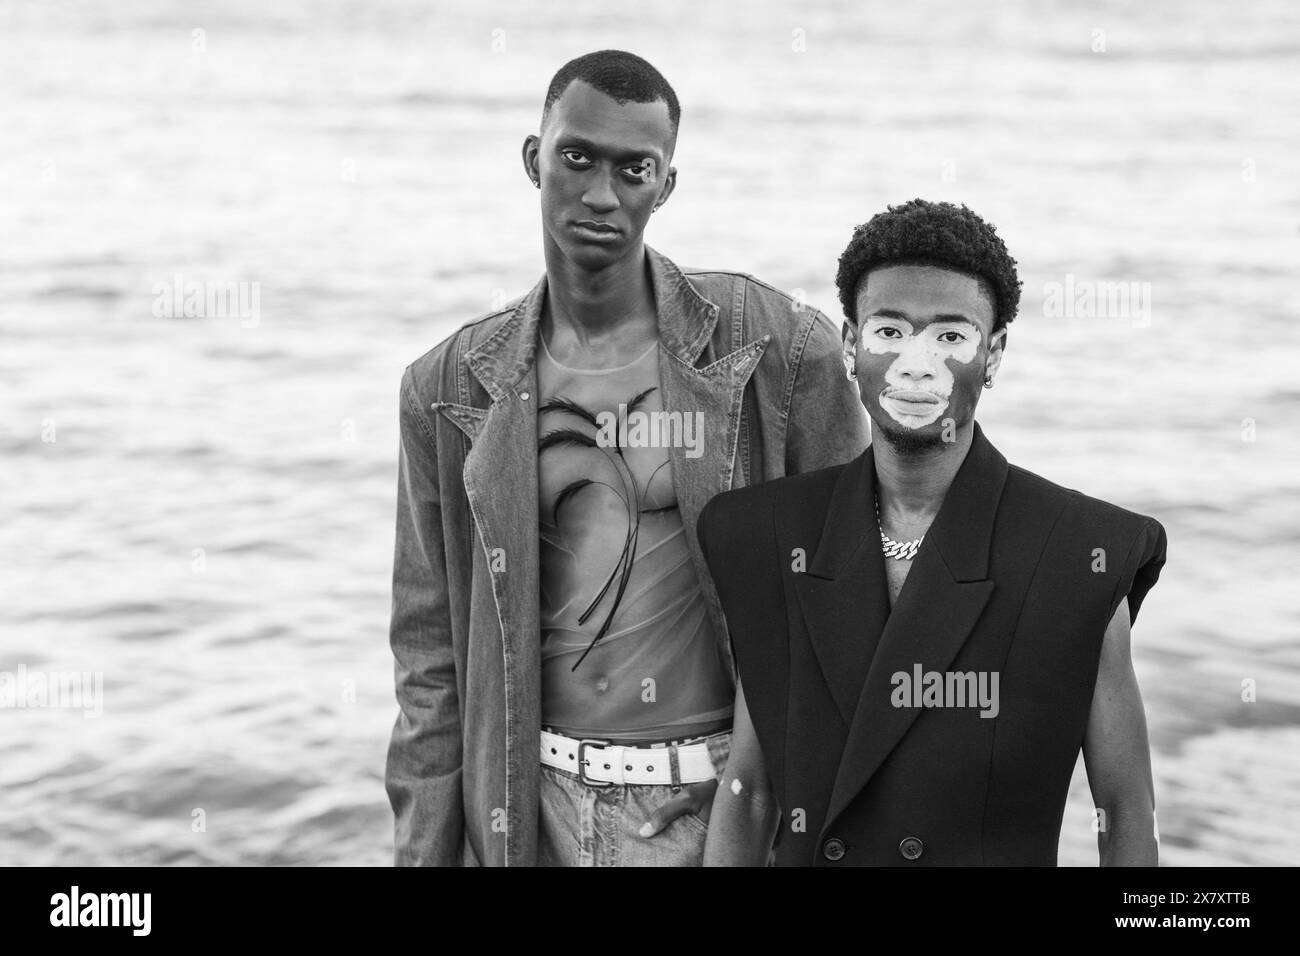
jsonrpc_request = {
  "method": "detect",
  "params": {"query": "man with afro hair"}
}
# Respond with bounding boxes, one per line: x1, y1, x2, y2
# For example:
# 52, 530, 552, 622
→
698, 199, 1167, 867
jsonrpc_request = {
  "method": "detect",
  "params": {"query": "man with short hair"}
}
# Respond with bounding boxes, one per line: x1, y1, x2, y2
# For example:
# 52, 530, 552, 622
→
384, 50, 868, 866
700, 199, 1165, 866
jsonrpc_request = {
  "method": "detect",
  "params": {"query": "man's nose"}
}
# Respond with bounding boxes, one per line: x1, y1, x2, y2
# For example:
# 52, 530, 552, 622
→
581, 169, 620, 214
892, 337, 937, 380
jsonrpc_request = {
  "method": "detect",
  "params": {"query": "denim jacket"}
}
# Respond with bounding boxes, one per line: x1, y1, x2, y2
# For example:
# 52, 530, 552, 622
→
385, 246, 869, 865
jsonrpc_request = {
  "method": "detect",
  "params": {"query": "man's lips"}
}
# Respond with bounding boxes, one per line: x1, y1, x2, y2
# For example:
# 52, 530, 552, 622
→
572, 220, 621, 241
882, 389, 945, 413
883, 389, 943, 405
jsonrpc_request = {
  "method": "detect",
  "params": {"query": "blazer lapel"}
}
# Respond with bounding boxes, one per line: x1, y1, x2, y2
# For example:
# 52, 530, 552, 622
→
787, 450, 890, 725
821, 425, 1008, 834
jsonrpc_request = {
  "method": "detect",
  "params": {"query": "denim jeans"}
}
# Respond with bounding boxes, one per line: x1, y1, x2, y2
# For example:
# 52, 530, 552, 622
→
537, 730, 732, 867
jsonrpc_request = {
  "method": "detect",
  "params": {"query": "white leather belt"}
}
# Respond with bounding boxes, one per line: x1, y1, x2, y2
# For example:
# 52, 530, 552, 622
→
540, 729, 721, 787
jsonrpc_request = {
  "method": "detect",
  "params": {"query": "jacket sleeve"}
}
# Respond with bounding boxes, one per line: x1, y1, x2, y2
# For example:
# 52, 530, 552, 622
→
384, 367, 464, 866
785, 309, 871, 475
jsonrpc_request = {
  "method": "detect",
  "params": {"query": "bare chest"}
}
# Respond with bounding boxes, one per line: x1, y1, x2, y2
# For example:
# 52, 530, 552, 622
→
884, 557, 914, 608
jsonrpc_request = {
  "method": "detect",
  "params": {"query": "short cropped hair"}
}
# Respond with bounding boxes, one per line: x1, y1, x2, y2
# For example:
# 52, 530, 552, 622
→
542, 50, 680, 135
835, 199, 1021, 331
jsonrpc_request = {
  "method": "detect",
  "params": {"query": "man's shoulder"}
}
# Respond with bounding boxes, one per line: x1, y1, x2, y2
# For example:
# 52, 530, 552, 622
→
681, 265, 842, 348
401, 300, 522, 400
1003, 459, 1167, 623
1005, 462, 1164, 542
680, 265, 800, 309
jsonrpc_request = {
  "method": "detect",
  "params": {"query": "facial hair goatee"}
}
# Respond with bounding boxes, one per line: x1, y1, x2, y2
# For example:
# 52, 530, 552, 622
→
876, 421, 948, 456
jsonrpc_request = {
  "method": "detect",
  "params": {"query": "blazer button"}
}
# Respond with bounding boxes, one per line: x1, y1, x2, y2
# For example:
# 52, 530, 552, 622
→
898, 837, 924, 861
822, 838, 846, 862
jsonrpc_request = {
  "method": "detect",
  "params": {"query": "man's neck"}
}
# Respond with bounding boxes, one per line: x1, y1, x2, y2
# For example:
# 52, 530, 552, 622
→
873, 424, 974, 522
541, 239, 657, 349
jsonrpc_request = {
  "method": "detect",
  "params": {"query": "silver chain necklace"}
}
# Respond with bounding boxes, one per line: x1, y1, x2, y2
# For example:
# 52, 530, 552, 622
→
876, 495, 924, 561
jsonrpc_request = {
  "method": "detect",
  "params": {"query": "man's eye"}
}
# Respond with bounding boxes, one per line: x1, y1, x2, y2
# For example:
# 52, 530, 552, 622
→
938, 331, 968, 343
561, 150, 591, 166
875, 327, 901, 338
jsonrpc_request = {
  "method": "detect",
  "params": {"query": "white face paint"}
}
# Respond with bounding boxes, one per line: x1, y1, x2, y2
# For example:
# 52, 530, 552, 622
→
860, 318, 980, 429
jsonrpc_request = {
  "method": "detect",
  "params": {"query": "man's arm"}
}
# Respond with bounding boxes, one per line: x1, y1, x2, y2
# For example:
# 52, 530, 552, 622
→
384, 369, 464, 866
1082, 598, 1158, 866
703, 678, 780, 866
784, 309, 870, 474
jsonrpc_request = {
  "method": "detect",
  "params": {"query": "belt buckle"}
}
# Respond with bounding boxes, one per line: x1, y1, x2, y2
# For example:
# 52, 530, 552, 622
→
576, 739, 615, 789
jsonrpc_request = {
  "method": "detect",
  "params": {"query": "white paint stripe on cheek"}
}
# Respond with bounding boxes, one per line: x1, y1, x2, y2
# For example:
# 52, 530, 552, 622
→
949, 337, 979, 364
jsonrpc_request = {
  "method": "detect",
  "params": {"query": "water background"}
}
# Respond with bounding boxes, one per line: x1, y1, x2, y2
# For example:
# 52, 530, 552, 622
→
2, 0, 1297, 865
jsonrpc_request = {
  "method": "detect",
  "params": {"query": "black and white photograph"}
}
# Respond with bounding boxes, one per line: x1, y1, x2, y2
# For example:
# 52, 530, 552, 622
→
2, 0, 1295, 931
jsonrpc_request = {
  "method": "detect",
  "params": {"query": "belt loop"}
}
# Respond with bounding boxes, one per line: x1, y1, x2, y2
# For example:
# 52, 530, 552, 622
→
668, 743, 682, 793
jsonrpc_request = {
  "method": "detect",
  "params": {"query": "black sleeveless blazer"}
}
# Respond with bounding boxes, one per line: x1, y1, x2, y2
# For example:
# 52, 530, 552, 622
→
697, 424, 1166, 866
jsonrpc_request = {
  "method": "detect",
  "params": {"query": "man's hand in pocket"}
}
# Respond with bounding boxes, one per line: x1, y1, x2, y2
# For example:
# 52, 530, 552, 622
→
638, 778, 719, 837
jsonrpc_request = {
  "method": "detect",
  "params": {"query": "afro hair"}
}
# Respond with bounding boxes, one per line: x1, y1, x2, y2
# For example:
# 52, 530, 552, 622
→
835, 199, 1021, 331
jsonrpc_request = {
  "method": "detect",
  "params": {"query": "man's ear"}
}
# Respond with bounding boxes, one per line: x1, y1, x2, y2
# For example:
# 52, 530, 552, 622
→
842, 320, 858, 377
521, 134, 541, 186
653, 165, 677, 211
985, 326, 1007, 382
